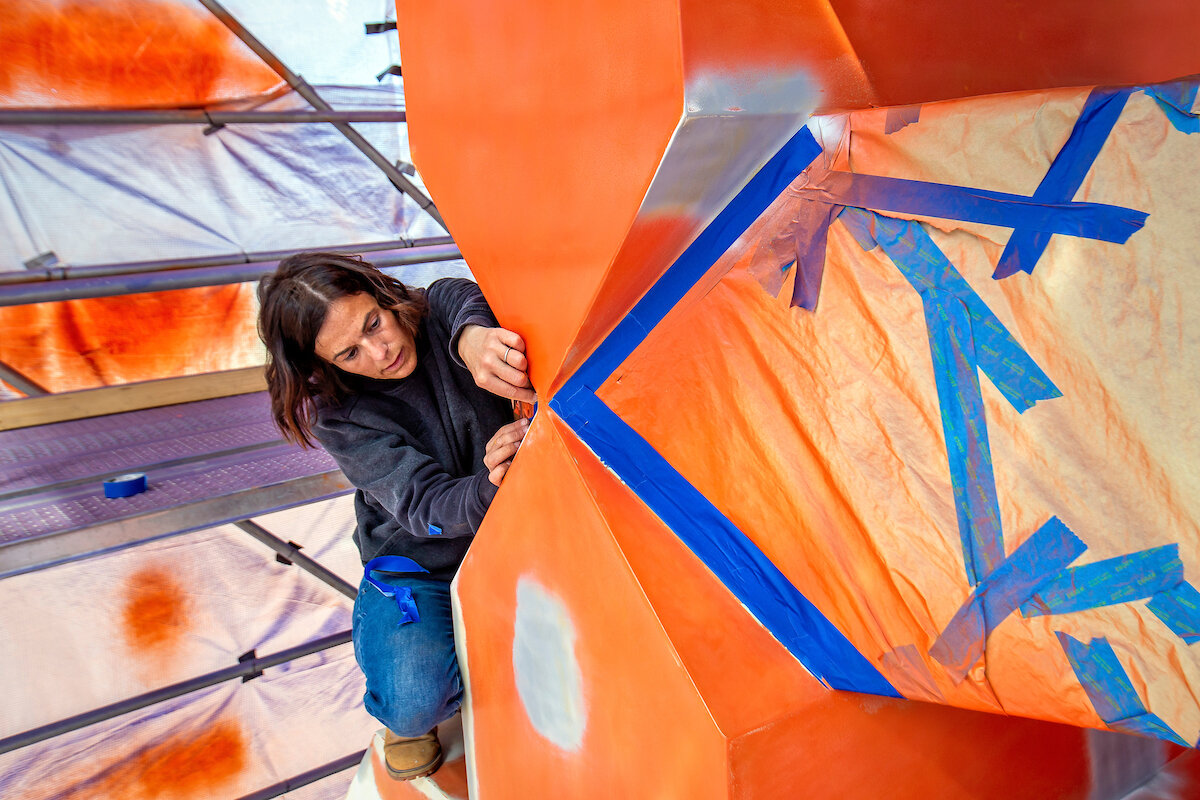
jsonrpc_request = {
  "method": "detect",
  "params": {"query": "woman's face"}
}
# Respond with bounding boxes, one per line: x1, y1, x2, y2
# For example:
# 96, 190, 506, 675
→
314, 292, 417, 380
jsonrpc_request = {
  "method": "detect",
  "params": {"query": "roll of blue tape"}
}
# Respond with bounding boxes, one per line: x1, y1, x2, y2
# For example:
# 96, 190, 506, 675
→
104, 473, 147, 498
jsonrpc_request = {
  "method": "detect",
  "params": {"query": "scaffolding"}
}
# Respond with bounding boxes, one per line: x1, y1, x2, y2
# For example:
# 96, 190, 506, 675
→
0, 2, 456, 796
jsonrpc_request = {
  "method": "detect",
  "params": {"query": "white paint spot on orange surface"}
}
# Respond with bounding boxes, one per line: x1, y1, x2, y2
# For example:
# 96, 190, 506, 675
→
512, 577, 586, 751
685, 70, 817, 116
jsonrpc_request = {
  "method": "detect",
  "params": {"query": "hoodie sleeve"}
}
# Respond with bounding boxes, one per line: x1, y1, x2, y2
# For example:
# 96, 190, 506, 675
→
426, 277, 501, 369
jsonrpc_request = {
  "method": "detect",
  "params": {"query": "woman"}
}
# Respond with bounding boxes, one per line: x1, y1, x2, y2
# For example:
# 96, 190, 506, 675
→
257, 252, 534, 780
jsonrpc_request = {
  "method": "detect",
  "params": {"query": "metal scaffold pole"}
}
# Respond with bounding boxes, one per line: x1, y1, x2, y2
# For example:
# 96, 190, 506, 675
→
197, 0, 448, 232
0, 631, 353, 755
0, 109, 407, 125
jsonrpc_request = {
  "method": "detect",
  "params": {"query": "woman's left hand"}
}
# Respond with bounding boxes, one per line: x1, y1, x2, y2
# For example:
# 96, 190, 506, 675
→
484, 417, 531, 486
458, 324, 537, 403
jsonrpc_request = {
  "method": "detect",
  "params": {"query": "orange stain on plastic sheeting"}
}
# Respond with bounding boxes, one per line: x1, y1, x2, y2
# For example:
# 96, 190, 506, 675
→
0, 0, 280, 107
121, 565, 190, 663
0, 285, 261, 393
59, 720, 248, 800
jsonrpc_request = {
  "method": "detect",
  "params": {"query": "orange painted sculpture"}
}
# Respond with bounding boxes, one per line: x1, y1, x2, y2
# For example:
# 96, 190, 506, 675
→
392, 0, 1200, 796
2, 0, 1197, 796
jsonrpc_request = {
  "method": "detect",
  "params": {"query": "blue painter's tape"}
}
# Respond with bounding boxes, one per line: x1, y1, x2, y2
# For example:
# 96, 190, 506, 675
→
1110, 713, 1195, 746
839, 206, 879, 252
930, 517, 1086, 680
1056, 632, 1140, 720
364, 555, 429, 626
549, 390, 899, 697
551, 124, 899, 697
790, 199, 840, 311
840, 207, 1062, 414
1022, 544, 1183, 617
994, 87, 1135, 280
812, 170, 1147, 244
841, 207, 1061, 584
1147, 582, 1200, 644
884, 105, 921, 135
922, 291, 1006, 583
428, 523, 443, 536
572, 126, 823, 393
1057, 632, 1191, 746
1145, 79, 1200, 135
103, 472, 147, 498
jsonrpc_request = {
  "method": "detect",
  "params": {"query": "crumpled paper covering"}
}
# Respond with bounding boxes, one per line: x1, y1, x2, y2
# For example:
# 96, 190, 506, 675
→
599, 83, 1200, 742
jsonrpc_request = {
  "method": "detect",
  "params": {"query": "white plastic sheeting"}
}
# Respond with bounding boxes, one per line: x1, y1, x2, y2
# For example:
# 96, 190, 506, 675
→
0, 3, 471, 796
0, 84, 443, 272
0, 495, 375, 799
217, 0, 402, 88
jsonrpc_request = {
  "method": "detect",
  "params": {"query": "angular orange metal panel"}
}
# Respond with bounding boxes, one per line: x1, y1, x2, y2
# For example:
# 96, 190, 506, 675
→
454, 413, 727, 798
678, 0, 873, 108
827, 0, 1200, 108
394, 0, 685, 397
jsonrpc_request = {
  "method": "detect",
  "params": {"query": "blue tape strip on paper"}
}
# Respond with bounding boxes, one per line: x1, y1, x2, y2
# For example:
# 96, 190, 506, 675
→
790, 200, 840, 311
840, 207, 1061, 584
1147, 582, 1200, 644
812, 170, 1146, 244
884, 105, 921, 135
842, 209, 881, 253
1057, 632, 1191, 746
364, 555, 428, 625
1145, 79, 1200, 135
1022, 544, 1183, 617
922, 291, 1006, 583
570, 126, 823, 394
840, 203, 1192, 702
549, 389, 899, 696
555, 125, 898, 697
839, 208, 1062, 413
1111, 713, 1195, 746
930, 518, 1086, 679
994, 87, 1135, 280
1056, 633, 1138, 721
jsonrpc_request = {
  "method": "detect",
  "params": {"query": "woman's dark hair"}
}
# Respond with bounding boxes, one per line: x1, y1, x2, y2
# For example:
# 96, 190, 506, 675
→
257, 252, 428, 447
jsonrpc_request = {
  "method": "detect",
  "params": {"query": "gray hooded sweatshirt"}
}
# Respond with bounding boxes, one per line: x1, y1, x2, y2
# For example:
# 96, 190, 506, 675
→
313, 278, 514, 581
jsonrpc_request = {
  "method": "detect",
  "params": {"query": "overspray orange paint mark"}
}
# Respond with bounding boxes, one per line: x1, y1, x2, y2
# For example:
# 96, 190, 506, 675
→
430, 756, 470, 799
61, 720, 248, 800
121, 565, 190, 667
0, 285, 261, 393
0, 0, 280, 108
370, 747, 432, 800
370, 746, 471, 799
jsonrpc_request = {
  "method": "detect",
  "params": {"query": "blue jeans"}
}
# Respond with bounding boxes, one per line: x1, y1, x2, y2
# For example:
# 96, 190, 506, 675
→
351, 574, 463, 736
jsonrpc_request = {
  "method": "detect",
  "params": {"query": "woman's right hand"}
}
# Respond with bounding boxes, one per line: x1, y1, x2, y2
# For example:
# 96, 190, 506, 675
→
485, 417, 531, 486
458, 324, 537, 404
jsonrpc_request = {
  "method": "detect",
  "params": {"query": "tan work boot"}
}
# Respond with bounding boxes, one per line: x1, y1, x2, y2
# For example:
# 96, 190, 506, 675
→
382, 729, 443, 780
